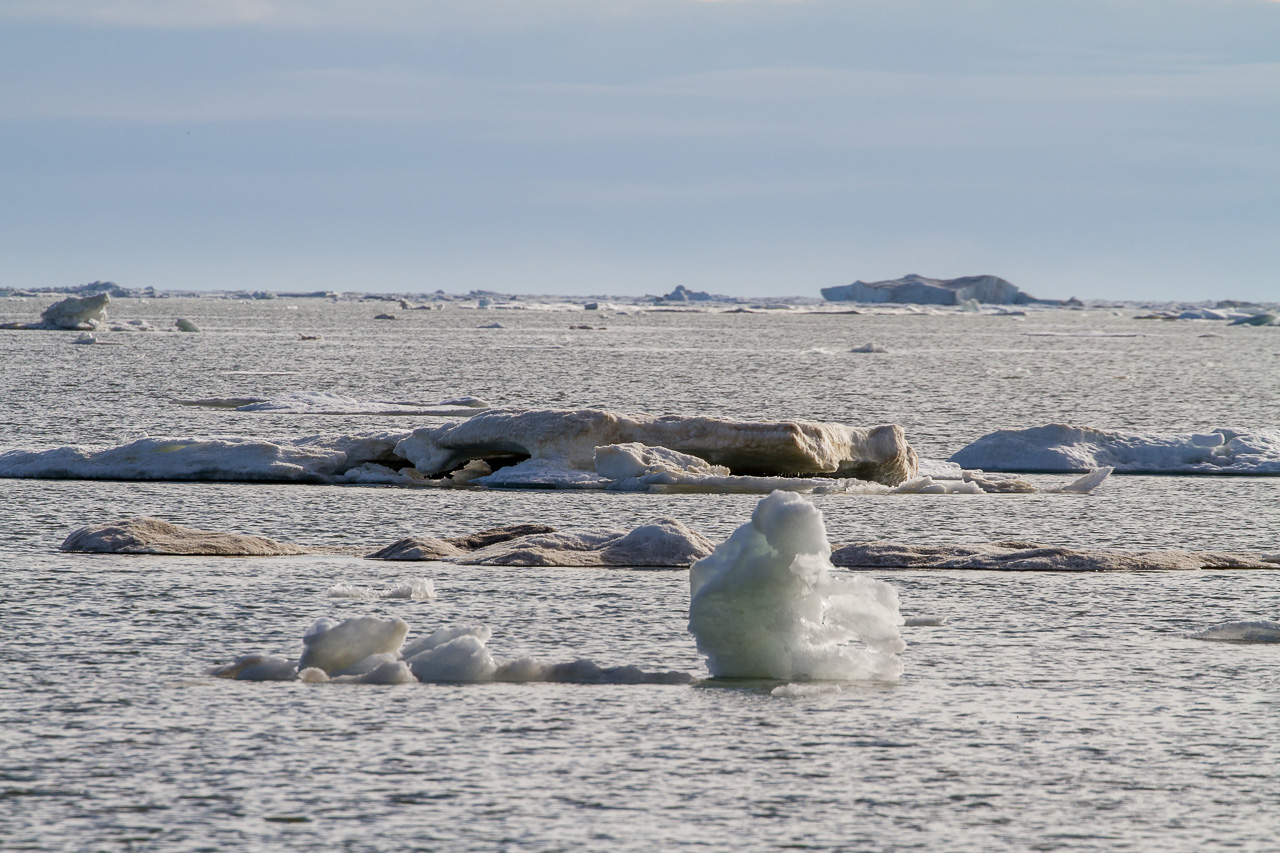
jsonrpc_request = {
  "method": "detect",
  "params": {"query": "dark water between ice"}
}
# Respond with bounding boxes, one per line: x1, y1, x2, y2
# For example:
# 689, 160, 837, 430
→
2, 298, 1278, 850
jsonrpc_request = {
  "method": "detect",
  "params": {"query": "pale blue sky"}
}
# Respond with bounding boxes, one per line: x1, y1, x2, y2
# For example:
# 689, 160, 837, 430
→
2, 0, 1277, 301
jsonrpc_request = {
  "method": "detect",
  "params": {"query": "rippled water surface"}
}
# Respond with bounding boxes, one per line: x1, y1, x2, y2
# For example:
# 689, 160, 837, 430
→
2, 297, 1279, 850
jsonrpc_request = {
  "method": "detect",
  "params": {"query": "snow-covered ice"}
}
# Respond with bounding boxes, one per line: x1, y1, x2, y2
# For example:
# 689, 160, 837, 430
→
951, 425, 1280, 474
395, 408, 920, 486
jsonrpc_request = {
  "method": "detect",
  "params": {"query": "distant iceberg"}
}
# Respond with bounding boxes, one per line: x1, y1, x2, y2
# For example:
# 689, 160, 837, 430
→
950, 424, 1280, 475
822, 274, 1049, 306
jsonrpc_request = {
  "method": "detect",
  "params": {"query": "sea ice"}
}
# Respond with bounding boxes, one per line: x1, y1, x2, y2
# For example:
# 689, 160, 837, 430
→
687, 491, 905, 681
298, 615, 410, 675
0, 432, 407, 482
951, 425, 1280, 474
828, 541, 1278, 571
457, 519, 714, 567
327, 578, 437, 600
61, 516, 312, 556
40, 293, 111, 329
395, 408, 919, 486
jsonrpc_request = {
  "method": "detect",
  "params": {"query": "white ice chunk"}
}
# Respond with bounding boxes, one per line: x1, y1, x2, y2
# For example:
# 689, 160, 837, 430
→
951, 425, 1280, 475
40, 293, 110, 330
687, 491, 905, 681
594, 442, 728, 480
298, 615, 409, 675
401, 624, 492, 659
406, 634, 498, 682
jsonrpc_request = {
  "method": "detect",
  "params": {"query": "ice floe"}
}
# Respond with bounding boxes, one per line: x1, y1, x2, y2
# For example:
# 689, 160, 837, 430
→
395, 407, 920, 486
829, 541, 1279, 571
61, 517, 313, 556
370, 520, 714, 567
951, 425, 1280, 474
211, 616, 693, 685
4, 408, 1114, 494
223, 391, 491, 416
687, 491, 905, 681
1, 432, 407, 483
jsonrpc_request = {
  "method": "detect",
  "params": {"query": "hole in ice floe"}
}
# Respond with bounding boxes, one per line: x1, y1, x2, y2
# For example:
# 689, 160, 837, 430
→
477, 453, 531, 474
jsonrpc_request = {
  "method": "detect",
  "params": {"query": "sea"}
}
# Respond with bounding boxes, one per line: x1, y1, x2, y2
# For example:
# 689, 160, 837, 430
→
2, 294, 1278, 851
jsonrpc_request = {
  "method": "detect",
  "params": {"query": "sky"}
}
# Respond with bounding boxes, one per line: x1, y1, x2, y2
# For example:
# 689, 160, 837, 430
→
1, 0, 1278, 302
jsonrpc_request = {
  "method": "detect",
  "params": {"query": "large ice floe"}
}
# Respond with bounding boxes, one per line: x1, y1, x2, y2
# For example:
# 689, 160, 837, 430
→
0, 433, 406, 483
829, 541, 1280, 571
2, 408, 927, 493
395, 408, 919, 487
211, 616, 695, 685
687, 491, 905, 681
951, 424, 1280, 475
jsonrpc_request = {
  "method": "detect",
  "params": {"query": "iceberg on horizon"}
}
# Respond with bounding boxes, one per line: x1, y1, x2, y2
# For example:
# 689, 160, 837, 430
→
950, 424, 1280, 475
821, 274, 1050, 306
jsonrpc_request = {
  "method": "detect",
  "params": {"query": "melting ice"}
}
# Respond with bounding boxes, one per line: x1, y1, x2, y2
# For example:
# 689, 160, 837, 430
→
687, 491, 905, 682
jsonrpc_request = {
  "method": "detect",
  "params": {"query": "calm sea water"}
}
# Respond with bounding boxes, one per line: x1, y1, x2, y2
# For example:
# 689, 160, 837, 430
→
2, 297, 1279, 850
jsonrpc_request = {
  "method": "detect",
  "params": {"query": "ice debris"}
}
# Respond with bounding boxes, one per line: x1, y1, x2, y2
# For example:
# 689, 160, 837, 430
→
211, 617, 693, 685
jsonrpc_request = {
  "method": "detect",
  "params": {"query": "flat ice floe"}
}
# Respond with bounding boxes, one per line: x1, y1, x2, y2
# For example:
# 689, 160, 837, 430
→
62, 517, 313, 556
829, 541, 1280, 571
951, 424, 1280, 474
1, 433, 406, 483
688, 491, 905, 681
181, 391, 489, 415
